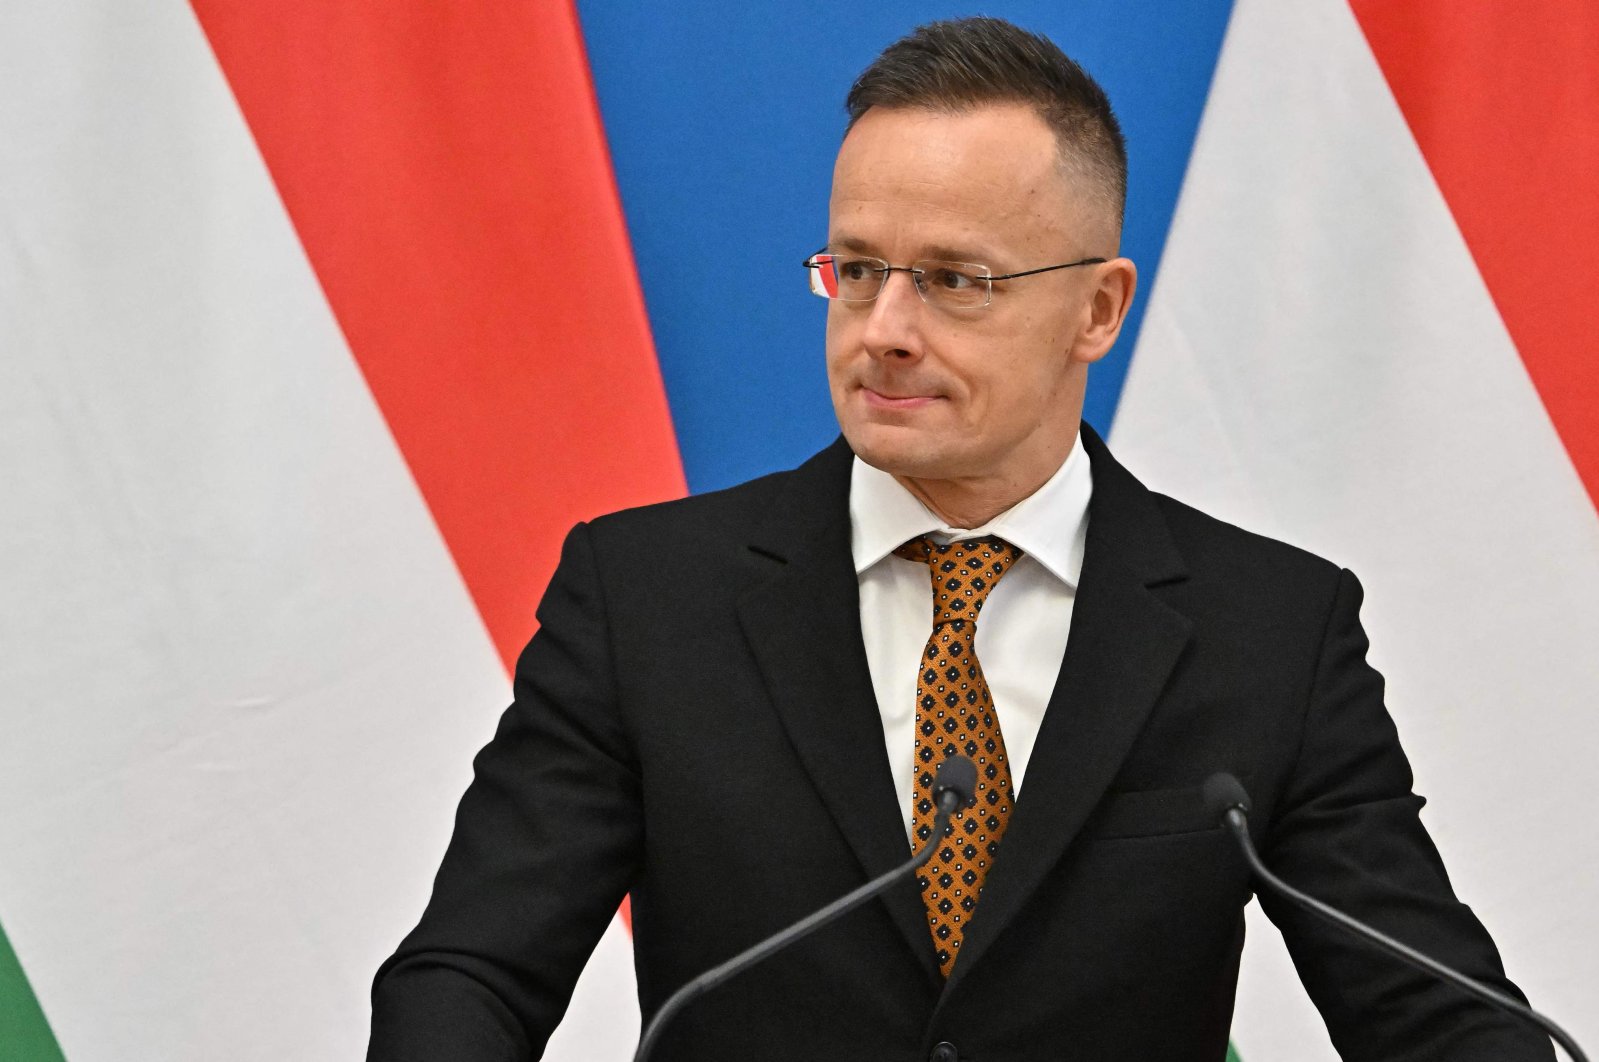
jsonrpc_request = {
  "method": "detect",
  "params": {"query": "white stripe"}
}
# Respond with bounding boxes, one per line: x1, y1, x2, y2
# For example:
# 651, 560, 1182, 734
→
0, 1, 592, 1057
1115, 0, 1599, 1053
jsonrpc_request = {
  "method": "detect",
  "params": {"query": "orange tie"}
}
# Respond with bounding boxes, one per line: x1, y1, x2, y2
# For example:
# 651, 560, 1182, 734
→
892, 535, 1024, 976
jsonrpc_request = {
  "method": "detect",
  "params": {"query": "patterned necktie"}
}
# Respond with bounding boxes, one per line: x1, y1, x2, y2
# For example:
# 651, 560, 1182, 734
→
892, 535, 1025, 977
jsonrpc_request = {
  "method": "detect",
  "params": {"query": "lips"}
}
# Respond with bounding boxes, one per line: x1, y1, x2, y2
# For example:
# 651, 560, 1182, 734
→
861, 386, 939, 410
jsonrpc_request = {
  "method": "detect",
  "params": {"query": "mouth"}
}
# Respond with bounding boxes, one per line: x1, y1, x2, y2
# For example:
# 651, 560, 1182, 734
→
860, 385, 940, 411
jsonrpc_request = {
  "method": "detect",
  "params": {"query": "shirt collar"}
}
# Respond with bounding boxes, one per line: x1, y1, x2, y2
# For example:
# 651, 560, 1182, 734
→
849, 431, 1093, 588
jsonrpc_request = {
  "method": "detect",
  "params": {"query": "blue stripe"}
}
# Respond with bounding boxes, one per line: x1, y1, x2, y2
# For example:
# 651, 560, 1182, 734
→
580, 2, 1234, 492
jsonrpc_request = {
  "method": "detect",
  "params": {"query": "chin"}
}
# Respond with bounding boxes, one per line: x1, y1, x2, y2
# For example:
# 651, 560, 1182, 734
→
842, 420, 961, 479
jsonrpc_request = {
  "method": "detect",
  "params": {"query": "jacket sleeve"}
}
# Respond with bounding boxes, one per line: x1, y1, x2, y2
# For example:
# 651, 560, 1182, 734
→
1258, 567, 1553, 1060
368, 521, 642, 1061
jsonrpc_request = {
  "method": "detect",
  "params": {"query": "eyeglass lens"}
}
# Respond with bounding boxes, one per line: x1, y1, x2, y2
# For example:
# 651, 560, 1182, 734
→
808, 255, 991, 309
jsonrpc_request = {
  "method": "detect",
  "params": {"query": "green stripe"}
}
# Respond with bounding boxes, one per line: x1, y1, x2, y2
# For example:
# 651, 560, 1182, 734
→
1226, 1042, 1244, 1062
0, 919, 66, 1061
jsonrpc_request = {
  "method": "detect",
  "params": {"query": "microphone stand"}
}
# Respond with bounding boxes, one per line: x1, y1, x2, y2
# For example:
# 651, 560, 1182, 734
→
1218, 800, 1588, 1062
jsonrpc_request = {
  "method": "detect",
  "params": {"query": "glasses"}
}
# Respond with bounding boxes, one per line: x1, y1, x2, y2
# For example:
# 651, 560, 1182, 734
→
802, 249, 1107, 310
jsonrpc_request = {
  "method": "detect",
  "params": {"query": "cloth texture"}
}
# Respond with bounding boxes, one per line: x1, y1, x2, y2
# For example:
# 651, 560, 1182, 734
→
369, 425, 1552, 1062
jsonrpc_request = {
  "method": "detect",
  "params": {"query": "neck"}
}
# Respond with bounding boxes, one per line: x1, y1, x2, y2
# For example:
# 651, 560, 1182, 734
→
894, 444, 1074, 530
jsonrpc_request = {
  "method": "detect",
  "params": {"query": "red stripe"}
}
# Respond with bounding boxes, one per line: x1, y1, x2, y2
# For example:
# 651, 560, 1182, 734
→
1351, 0, 1599, 512
190, 0, 686, 670
817, 256, 839, 299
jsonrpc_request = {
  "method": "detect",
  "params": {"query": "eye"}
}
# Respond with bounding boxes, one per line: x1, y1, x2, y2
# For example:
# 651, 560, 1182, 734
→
837, 257, 880, 282
923, 265, 981, 290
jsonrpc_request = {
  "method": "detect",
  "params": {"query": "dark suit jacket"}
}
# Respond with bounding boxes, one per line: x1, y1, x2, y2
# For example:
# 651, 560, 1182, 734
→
369, 425, 1550, 1061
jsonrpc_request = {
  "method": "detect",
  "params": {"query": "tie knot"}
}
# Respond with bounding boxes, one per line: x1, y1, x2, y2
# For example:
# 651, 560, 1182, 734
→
893, 536, 1025, 626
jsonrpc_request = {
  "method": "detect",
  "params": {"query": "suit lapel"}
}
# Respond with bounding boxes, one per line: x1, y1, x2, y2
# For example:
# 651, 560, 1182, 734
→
735, 439, 940, 983
939, 425, 1193, 1002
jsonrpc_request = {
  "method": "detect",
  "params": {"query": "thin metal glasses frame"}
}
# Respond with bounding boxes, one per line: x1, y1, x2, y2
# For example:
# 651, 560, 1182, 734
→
802, 248, 1108, 308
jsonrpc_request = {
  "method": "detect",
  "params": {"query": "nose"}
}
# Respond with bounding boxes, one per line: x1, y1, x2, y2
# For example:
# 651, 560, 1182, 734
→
859, 268, 926, 362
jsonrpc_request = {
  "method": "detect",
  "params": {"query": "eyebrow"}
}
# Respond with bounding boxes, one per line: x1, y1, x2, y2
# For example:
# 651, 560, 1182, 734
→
827, 234, 874, 254
924, 243, 998, 265
827, 234, 1002, 266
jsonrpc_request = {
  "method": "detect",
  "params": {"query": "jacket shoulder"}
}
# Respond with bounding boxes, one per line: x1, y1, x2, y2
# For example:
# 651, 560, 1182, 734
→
582, 438, 850, 556
588, 466, 787, 540
1150, 490, 1346, 594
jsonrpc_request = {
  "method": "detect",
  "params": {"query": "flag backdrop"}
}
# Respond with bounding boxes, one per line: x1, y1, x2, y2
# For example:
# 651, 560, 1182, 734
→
0, 1, 1593, 1059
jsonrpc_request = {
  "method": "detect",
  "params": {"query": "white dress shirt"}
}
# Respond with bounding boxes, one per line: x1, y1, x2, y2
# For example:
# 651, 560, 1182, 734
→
850, 435, 1093, 838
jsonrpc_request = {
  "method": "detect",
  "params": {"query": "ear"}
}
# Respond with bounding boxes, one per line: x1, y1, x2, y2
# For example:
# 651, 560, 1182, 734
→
1070, 257, 1137, 365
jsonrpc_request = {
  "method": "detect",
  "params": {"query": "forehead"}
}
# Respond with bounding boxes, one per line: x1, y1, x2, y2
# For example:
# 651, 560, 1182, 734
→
828, 104, 1080, 258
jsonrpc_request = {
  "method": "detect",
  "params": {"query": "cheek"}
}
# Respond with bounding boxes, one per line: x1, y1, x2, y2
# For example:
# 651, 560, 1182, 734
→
823, 313, 853, 384
1003, 313, 1074, 384
966, 339, 1069, 421
1008, 307, 1070, 356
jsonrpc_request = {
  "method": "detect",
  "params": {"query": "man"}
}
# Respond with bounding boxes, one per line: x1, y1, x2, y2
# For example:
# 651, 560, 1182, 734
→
370, 18, 1551, 1061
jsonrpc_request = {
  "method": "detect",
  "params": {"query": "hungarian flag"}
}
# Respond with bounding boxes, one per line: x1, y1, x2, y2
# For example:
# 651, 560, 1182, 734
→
1114, 0, 1598, 1054
0, 1, 1591, 1059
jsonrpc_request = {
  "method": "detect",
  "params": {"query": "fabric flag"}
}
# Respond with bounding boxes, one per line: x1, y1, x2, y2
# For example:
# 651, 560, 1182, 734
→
1115, 0, 1599, 1055
1, 0, 671, 1058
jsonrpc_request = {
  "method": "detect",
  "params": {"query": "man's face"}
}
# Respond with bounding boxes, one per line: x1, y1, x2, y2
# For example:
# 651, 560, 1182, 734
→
825, 103, 1117, 490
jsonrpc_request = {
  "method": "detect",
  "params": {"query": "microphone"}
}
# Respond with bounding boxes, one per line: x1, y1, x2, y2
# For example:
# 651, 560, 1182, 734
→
1204, 772, 1588, 1062
632, 756, 979, 1062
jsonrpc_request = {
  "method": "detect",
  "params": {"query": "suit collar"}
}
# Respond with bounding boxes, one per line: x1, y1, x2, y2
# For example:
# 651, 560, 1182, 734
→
743, 435, 855, 565
1076, 422, 1187, 586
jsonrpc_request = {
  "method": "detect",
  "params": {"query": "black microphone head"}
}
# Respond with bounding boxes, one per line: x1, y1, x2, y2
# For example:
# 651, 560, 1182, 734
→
1203, 772, 1251, 823
932, 756, 978, 810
